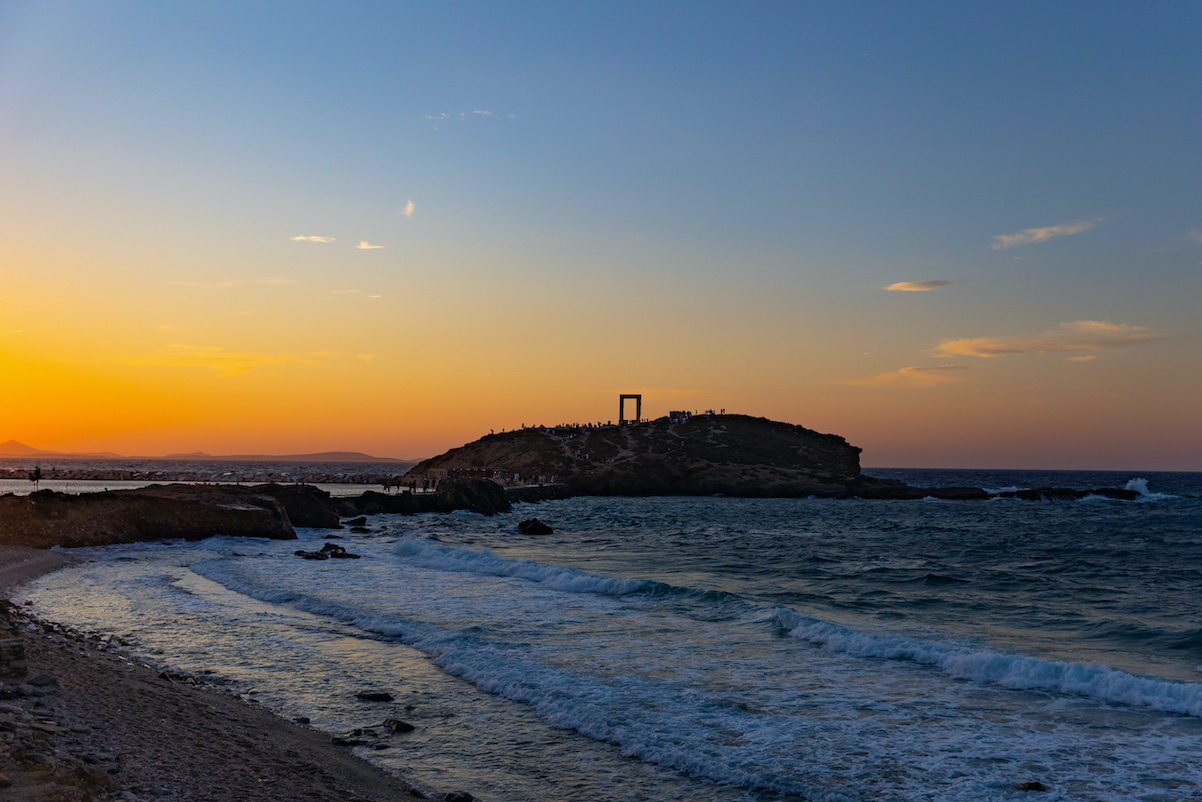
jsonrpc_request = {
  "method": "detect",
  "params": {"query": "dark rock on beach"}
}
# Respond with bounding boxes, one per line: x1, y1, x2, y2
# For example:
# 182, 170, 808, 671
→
295, 549, 329, 560
252, 484, 343, 528
335, 490, 425, 517
355, 690, 394, 702
296, 543, 361, 560
383, 717, 415, 733
432, 476, 511, 516
518, 518, 554, 535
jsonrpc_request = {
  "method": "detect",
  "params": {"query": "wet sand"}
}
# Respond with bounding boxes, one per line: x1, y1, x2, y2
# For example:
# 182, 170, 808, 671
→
0, 546, 451, 801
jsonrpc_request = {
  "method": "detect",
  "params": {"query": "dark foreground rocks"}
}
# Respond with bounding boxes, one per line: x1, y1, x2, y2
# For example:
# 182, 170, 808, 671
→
0, 479, 514, 550
518, 519, 554, 535
0, 485, 302, 549
296, 543, 362, 560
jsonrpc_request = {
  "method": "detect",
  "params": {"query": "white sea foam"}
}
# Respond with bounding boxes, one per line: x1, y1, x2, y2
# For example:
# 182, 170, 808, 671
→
186, 557, 855, 798
394, 537, 663, 596
204, 537, 1202, 723
1124, 477, 1173, 501
773, 608, 1202, 717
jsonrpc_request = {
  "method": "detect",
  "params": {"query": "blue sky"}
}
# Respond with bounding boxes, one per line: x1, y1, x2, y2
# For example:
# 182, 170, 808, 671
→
2, 1, 1200, 467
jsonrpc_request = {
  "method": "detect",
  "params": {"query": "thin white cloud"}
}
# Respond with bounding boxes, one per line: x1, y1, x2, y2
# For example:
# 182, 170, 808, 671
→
884, 280, 960, 292
356, 241, 385, 250
937, 320, 1154, 358
291, 235, 336, 243
991, 220, 1097, 250
401, 200, 415, 218
840, 365, 971, 388
1186, 229, 1202, 244
426, 110, 512, 123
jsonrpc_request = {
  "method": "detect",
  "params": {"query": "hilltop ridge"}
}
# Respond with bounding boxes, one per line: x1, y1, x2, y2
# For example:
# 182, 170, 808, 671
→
407, 414, 985, 499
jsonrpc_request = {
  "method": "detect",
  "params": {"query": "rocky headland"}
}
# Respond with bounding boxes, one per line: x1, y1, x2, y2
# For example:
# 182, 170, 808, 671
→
406, 414, 988, 500
0, 479, 518, 550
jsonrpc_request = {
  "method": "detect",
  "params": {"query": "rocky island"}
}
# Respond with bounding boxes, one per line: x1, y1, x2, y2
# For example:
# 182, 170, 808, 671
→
0, 414, 1144, 550
406, 414, 989, 500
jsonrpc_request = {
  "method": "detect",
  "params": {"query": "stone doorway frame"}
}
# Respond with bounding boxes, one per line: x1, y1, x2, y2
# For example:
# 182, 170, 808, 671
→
619, 394, 642, 424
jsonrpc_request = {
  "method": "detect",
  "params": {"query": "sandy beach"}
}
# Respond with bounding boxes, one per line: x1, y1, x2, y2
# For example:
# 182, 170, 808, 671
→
0, 546, 445, 802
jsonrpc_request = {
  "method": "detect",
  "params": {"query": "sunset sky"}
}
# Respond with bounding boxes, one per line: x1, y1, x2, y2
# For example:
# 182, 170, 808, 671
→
2, 2, 1200, 469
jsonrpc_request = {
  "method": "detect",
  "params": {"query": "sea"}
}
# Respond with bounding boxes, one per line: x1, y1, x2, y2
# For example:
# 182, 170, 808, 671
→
15, 469, 1202, 801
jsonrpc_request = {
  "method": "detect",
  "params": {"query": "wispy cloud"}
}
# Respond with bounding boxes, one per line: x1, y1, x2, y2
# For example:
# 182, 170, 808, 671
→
291, 235, 336, 243
991, 220, 1097, 250
356, 241, 384, 250
884, 280, 960, 292
1186, 229, 1202, 244
425, 110, 516, 126
840, 365, 971, 387
357, 354, 375, 361
330, 289, 383, 298
401, 200, 415, 218
937, 320, 1154, 358
1066, 355, 1099, 362
167, 277, 295, 289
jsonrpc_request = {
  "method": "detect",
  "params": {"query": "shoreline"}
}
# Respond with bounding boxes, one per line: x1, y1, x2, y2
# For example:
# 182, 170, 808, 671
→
0, 547, 453, 802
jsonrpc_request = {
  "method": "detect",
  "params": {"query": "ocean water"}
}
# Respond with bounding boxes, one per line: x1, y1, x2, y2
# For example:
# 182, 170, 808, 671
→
18, 469, 1202, 801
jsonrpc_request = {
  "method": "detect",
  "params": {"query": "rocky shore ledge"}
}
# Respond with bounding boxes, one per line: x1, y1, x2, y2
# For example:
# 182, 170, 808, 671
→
0, 479, 520, 550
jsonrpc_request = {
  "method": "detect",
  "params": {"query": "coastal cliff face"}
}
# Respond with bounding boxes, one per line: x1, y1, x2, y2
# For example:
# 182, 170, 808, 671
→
407, 414, 887, 498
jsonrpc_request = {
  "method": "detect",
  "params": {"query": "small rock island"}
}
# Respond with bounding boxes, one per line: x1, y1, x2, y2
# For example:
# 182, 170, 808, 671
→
407, 413, 987, 500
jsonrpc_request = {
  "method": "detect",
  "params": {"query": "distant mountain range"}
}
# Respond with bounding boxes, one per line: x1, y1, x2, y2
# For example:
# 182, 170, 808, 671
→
0, 440, 408, 463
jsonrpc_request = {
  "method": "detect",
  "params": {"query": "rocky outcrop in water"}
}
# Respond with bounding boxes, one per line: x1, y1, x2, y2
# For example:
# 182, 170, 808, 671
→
994, 487, 1139, 501
0, 485, 298, 549
432, 476, 511, 516
0, 479, 518, 549
406, 414, 989, 500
